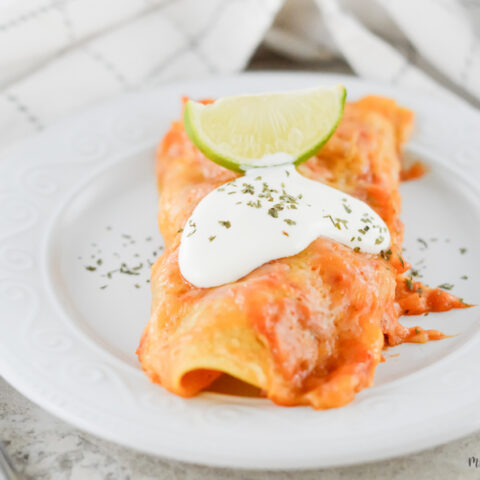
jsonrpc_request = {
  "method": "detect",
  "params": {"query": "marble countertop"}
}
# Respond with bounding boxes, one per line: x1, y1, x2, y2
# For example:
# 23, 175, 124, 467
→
2, 378, 480, 480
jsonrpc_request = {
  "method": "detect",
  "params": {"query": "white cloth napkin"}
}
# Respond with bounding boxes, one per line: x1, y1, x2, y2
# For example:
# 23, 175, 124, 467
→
0, 0, 283, 147
1, 0, 479, 151
267, 0, 480, 104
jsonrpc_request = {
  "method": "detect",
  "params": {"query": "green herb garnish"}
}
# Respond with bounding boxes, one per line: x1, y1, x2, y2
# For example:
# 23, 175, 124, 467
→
323, 215, 340, 230
417, 238, 428, 249
186, 220, 197, 237
119, 263, 140, 276
242, 183, 255, 195
336, 218, 349, 229
268, 208, 279, 218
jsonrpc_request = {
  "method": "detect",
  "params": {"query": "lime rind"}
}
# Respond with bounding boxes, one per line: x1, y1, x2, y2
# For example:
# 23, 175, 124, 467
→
183, 85, 346, 173
184, 101, 247, 173
293, 86, 346, 166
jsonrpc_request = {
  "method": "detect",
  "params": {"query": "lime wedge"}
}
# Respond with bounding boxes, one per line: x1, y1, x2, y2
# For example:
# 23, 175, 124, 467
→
183, 84, 346, 172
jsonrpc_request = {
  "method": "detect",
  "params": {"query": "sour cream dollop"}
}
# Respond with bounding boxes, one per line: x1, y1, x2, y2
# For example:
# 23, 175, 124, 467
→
179, 164, 390, 288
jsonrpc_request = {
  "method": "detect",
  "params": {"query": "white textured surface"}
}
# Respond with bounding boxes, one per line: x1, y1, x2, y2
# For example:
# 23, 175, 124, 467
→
2, 378, 480, 479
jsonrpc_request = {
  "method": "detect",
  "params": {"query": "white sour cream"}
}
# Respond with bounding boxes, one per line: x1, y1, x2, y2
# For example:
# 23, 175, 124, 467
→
179, 165, 390, 288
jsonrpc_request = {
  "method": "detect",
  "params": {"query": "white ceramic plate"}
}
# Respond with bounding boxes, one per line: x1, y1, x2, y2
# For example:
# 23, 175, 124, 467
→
1, 73, 480, 470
